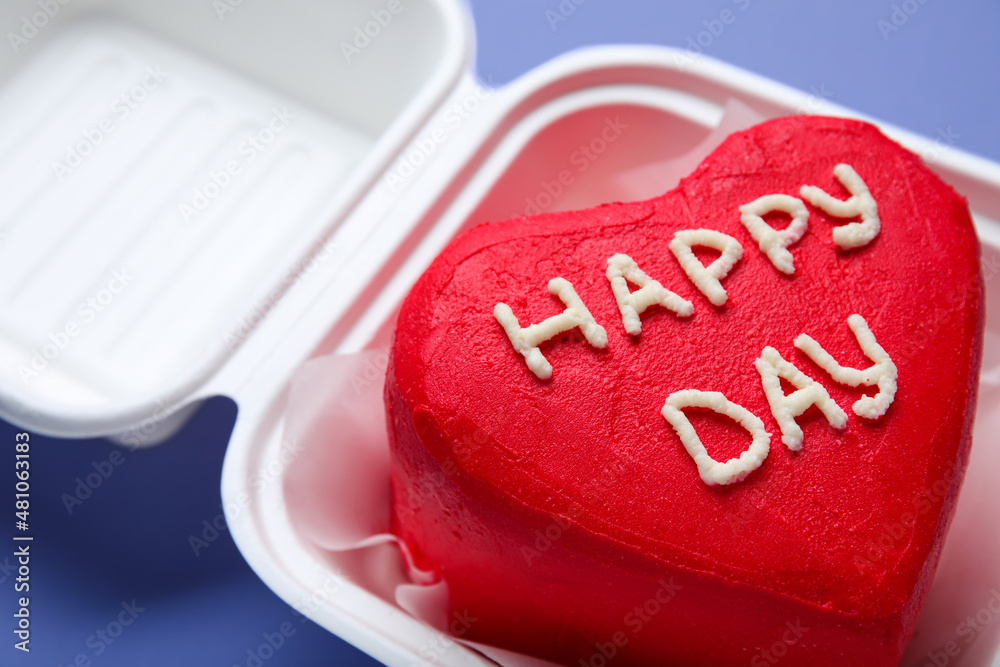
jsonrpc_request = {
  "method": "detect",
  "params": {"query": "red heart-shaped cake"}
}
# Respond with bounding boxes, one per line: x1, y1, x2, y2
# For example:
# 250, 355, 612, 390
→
385, 116, 984, 666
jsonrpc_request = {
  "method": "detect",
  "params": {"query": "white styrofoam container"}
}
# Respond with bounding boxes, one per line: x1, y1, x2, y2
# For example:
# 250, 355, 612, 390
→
2, 1, 999, 665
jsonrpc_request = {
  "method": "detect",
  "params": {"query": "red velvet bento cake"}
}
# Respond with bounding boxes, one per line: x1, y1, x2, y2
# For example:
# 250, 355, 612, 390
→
383, 115, 985, 666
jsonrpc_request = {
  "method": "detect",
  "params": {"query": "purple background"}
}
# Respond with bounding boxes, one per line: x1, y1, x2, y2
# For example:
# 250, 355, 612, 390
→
469, 0, 1000, 164
2, 1, 998, 666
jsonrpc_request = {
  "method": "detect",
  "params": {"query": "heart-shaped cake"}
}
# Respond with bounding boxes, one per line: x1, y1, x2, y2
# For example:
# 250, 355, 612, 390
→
385, 116, 984, 666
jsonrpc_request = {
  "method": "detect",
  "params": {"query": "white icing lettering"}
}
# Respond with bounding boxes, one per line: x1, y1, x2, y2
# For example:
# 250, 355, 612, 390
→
669, 229, 743, 306
800, 164, 880, 250
661, 389, 771, 486
794, 314, 897, 419
494, 277, 608, 380
755, 346, 848, 451
738, 194, 809, 275
606, 253, 694, 335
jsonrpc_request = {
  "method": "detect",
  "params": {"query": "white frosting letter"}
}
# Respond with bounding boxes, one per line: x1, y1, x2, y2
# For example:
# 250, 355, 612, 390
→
755, 346, 848, 451
606, 253, 694, 335
668, 229, 743, 306
661, 390, 771, 486
800, 164, 880, 250
739, 194, 809, 275
794, 314, 897, 420
494, 277, 608, 380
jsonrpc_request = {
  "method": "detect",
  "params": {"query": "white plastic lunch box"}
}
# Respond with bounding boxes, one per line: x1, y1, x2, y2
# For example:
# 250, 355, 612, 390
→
1, 1, 998, 665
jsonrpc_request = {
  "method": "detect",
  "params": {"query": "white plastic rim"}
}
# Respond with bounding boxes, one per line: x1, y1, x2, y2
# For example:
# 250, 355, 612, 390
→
221, 44, 1000, 667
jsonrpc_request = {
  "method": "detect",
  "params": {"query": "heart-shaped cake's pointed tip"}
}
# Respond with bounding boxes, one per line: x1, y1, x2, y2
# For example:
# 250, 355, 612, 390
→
386, 114, 984, 666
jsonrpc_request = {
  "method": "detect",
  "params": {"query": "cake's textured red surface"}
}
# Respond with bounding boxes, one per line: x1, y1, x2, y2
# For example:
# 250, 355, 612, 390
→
385, 116, 984, 666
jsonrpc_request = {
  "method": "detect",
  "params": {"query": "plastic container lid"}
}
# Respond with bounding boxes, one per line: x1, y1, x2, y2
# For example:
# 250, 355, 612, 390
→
0, 0, 471, 443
